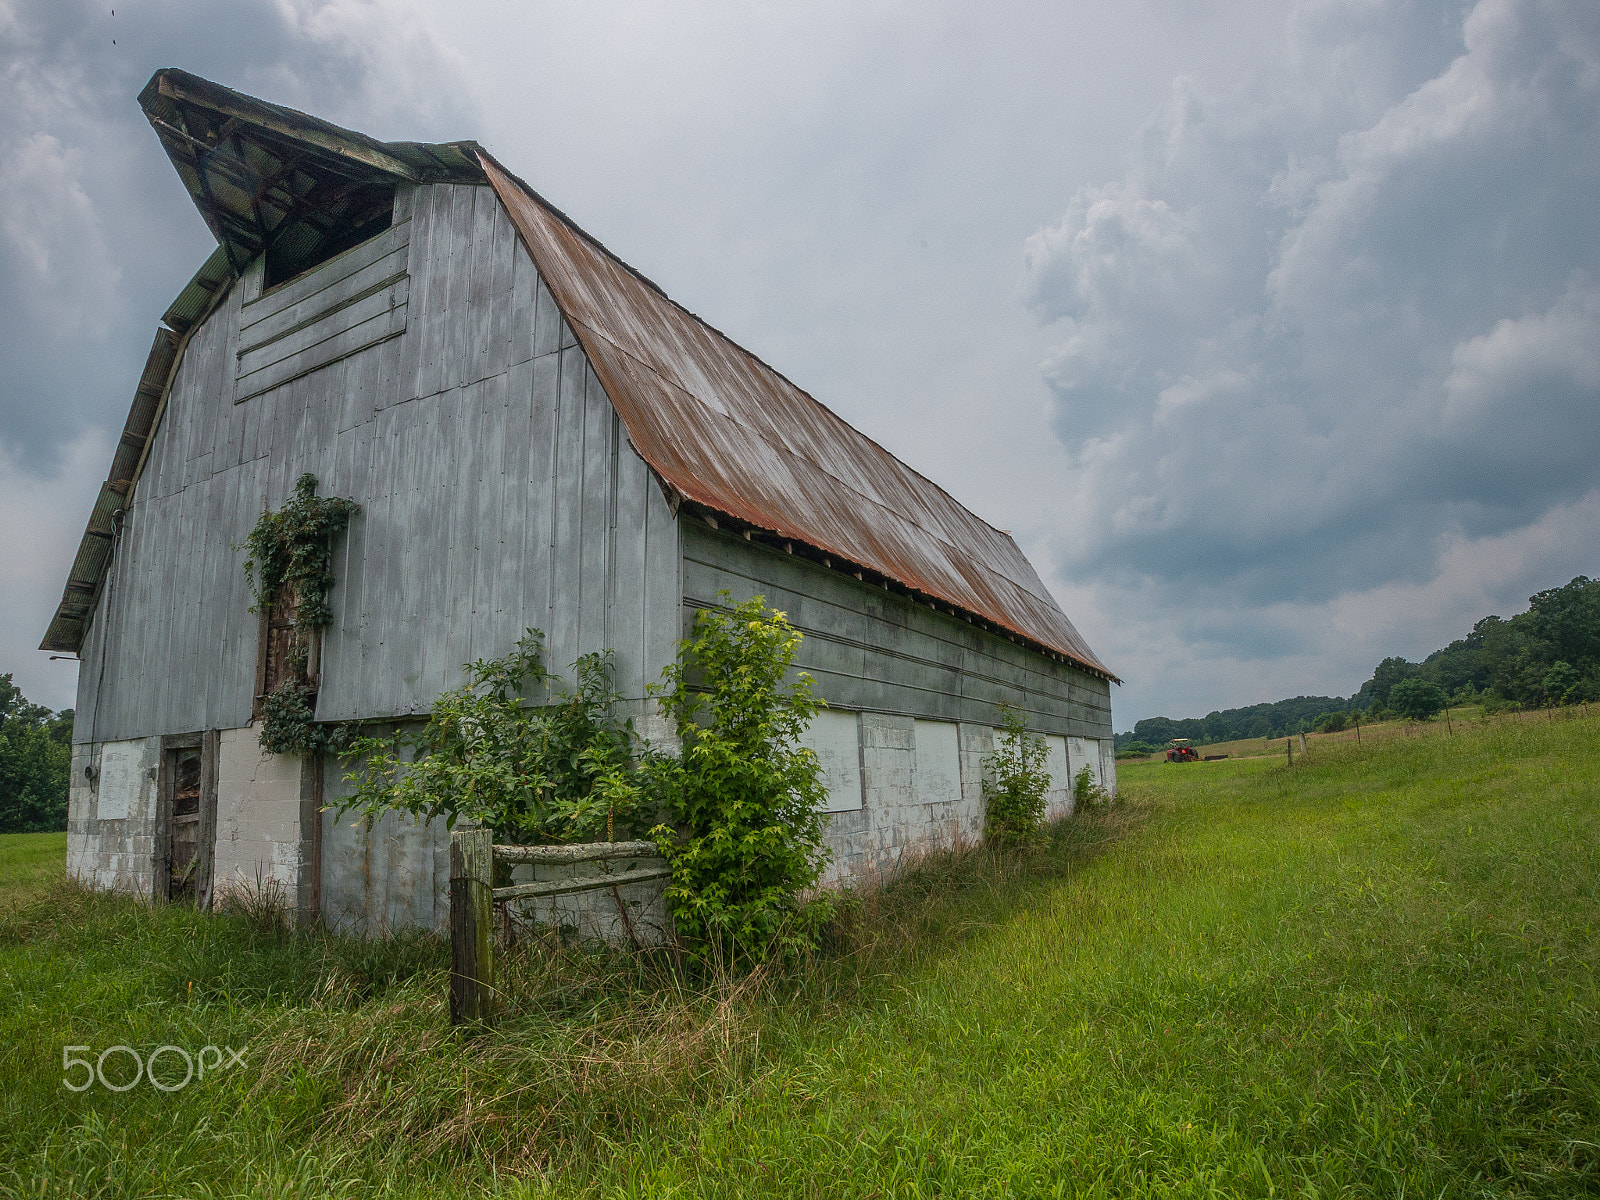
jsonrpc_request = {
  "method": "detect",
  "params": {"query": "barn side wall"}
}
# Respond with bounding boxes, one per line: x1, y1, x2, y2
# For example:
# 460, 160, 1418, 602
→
680, 521, 1115, 879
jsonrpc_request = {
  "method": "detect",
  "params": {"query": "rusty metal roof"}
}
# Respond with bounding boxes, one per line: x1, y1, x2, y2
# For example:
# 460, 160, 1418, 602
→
44, 71, 1113, 680
480, 153, 1113, 678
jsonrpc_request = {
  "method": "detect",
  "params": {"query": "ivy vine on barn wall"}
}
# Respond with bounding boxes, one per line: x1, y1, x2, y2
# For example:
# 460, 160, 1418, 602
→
241, 473, 359, 756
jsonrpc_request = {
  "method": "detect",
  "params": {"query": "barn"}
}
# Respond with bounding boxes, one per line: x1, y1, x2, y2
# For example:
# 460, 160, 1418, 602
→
43, 70, 1118, 934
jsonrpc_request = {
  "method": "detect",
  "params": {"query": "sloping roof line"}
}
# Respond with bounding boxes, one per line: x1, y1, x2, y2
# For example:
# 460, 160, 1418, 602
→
479, 152, 1113, 678
40, 247, 235, 652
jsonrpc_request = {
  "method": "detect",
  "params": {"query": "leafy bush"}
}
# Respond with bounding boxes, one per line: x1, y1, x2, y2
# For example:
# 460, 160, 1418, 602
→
1543, 661, 1584, 705
341, 631, 646, 844
1391, 678, 1447, 721
982, 706, 1051, 845
646, 593, 834, 964
1314, 710, 1348, 734
1481, 691, 1519, 716
1072, 764, 1110, 810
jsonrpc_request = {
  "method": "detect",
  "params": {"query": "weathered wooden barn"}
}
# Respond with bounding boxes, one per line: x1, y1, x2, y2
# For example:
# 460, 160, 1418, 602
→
44, 70, 1117, 934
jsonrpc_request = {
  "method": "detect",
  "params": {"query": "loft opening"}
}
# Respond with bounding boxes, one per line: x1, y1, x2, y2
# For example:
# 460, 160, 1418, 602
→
262, 179, 397, 292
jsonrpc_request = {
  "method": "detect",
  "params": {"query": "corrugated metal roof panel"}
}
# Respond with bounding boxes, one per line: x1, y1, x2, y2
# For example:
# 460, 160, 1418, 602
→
480, 152, 1114, 679
162, 246, 233, 336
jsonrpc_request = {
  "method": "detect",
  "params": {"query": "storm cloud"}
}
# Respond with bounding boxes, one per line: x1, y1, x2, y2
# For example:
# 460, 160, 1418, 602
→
1024, 0, 1600, 717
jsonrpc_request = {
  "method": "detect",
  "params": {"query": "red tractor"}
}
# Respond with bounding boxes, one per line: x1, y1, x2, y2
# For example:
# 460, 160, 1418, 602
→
1165, 739, 1199, 763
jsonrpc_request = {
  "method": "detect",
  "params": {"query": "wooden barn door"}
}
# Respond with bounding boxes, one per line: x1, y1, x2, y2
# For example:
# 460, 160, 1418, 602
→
255, 584, 306, 715
158, 732, 219, 907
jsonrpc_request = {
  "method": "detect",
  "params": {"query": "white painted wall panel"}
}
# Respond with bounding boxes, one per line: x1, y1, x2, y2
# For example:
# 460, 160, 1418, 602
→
95, 740, 148, 820
913, 718, 962, 807
800, 708, 863, 813
1043, 733, 1072, 819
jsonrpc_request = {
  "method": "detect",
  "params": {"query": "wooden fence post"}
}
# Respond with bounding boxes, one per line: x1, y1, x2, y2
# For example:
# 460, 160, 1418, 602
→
450, 828, 495, 1027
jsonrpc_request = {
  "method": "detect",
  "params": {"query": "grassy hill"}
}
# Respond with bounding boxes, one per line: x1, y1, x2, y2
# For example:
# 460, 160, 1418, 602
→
4, 710, 1599, 1197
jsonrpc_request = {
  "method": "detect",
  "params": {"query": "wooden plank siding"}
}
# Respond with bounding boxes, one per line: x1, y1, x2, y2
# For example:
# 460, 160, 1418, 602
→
680, 521, 1114, 740
75, 182, 682, 744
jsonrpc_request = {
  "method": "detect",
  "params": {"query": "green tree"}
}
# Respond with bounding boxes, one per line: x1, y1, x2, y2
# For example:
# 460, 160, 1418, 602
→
647, 593, 833, 964
1358, 657, 1422, 709
1542, 661, 1582, 706
0, 674, 71, 833
1390, 678, 1447, 721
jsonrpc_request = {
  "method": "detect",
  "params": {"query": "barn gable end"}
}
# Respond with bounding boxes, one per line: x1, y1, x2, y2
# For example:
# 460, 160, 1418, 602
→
47, 70, 1115, 922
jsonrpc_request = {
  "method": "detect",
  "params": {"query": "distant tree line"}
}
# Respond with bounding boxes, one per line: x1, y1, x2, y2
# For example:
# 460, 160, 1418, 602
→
1117, 574, 1600, 752
0, 675, 73, 834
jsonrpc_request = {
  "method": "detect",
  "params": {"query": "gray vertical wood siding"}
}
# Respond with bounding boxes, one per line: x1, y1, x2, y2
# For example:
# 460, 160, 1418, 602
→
76, 182, 681, 743
681, 521, 1113, 739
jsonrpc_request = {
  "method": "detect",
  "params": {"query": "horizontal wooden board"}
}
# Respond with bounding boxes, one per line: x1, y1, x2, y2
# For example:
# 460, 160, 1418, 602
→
236, 297, 407, 402
240, 219, 410, 326
682, 521, 1113, 738
235, 221, 412, 404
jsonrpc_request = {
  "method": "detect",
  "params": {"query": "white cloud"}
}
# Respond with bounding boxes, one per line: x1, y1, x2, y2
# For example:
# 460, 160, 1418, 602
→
1442, 277, 1600, 428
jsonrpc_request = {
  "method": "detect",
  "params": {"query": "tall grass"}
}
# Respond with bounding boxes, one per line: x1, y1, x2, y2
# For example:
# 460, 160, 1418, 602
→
3, 710, 1599, 1197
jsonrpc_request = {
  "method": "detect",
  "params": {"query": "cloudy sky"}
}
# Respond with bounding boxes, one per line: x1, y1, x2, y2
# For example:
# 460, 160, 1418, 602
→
2, 0, 1597, 730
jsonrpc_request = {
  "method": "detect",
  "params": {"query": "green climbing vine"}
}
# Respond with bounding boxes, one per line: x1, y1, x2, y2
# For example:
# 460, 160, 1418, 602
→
240, 473, 359, 757
241, 473, 359, 624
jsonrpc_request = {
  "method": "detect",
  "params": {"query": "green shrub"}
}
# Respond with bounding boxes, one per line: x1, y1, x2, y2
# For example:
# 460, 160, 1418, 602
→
1391, 678, 1447, 720
982, 706, 1051, 845
1314, 710, 1348, 734
646, 593, 834, 964
1073, 764, 1112, 810
340, 631, 646, 844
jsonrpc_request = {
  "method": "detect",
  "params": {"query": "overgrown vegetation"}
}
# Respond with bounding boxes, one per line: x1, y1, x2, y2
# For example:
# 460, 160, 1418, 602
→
8, 709, 1600, 1196
341, 631, 646, 844
239, 473, 359, 757
646, 593, 835, 964
239, 473, 359, 625
981, 705, 1051, 845
0, 674, 72, 834
1072, 762, 1110, 808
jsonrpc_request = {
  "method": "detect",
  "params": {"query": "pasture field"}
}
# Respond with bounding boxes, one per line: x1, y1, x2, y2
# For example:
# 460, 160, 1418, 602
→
2, 710, 1598, 1198
1119, 704, 1514, 762
0, 830, 66, 903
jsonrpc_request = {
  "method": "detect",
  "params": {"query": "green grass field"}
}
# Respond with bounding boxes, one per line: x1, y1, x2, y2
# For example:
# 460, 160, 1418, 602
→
3, 711, 1598, 1198
1118, 703, 1520, 762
